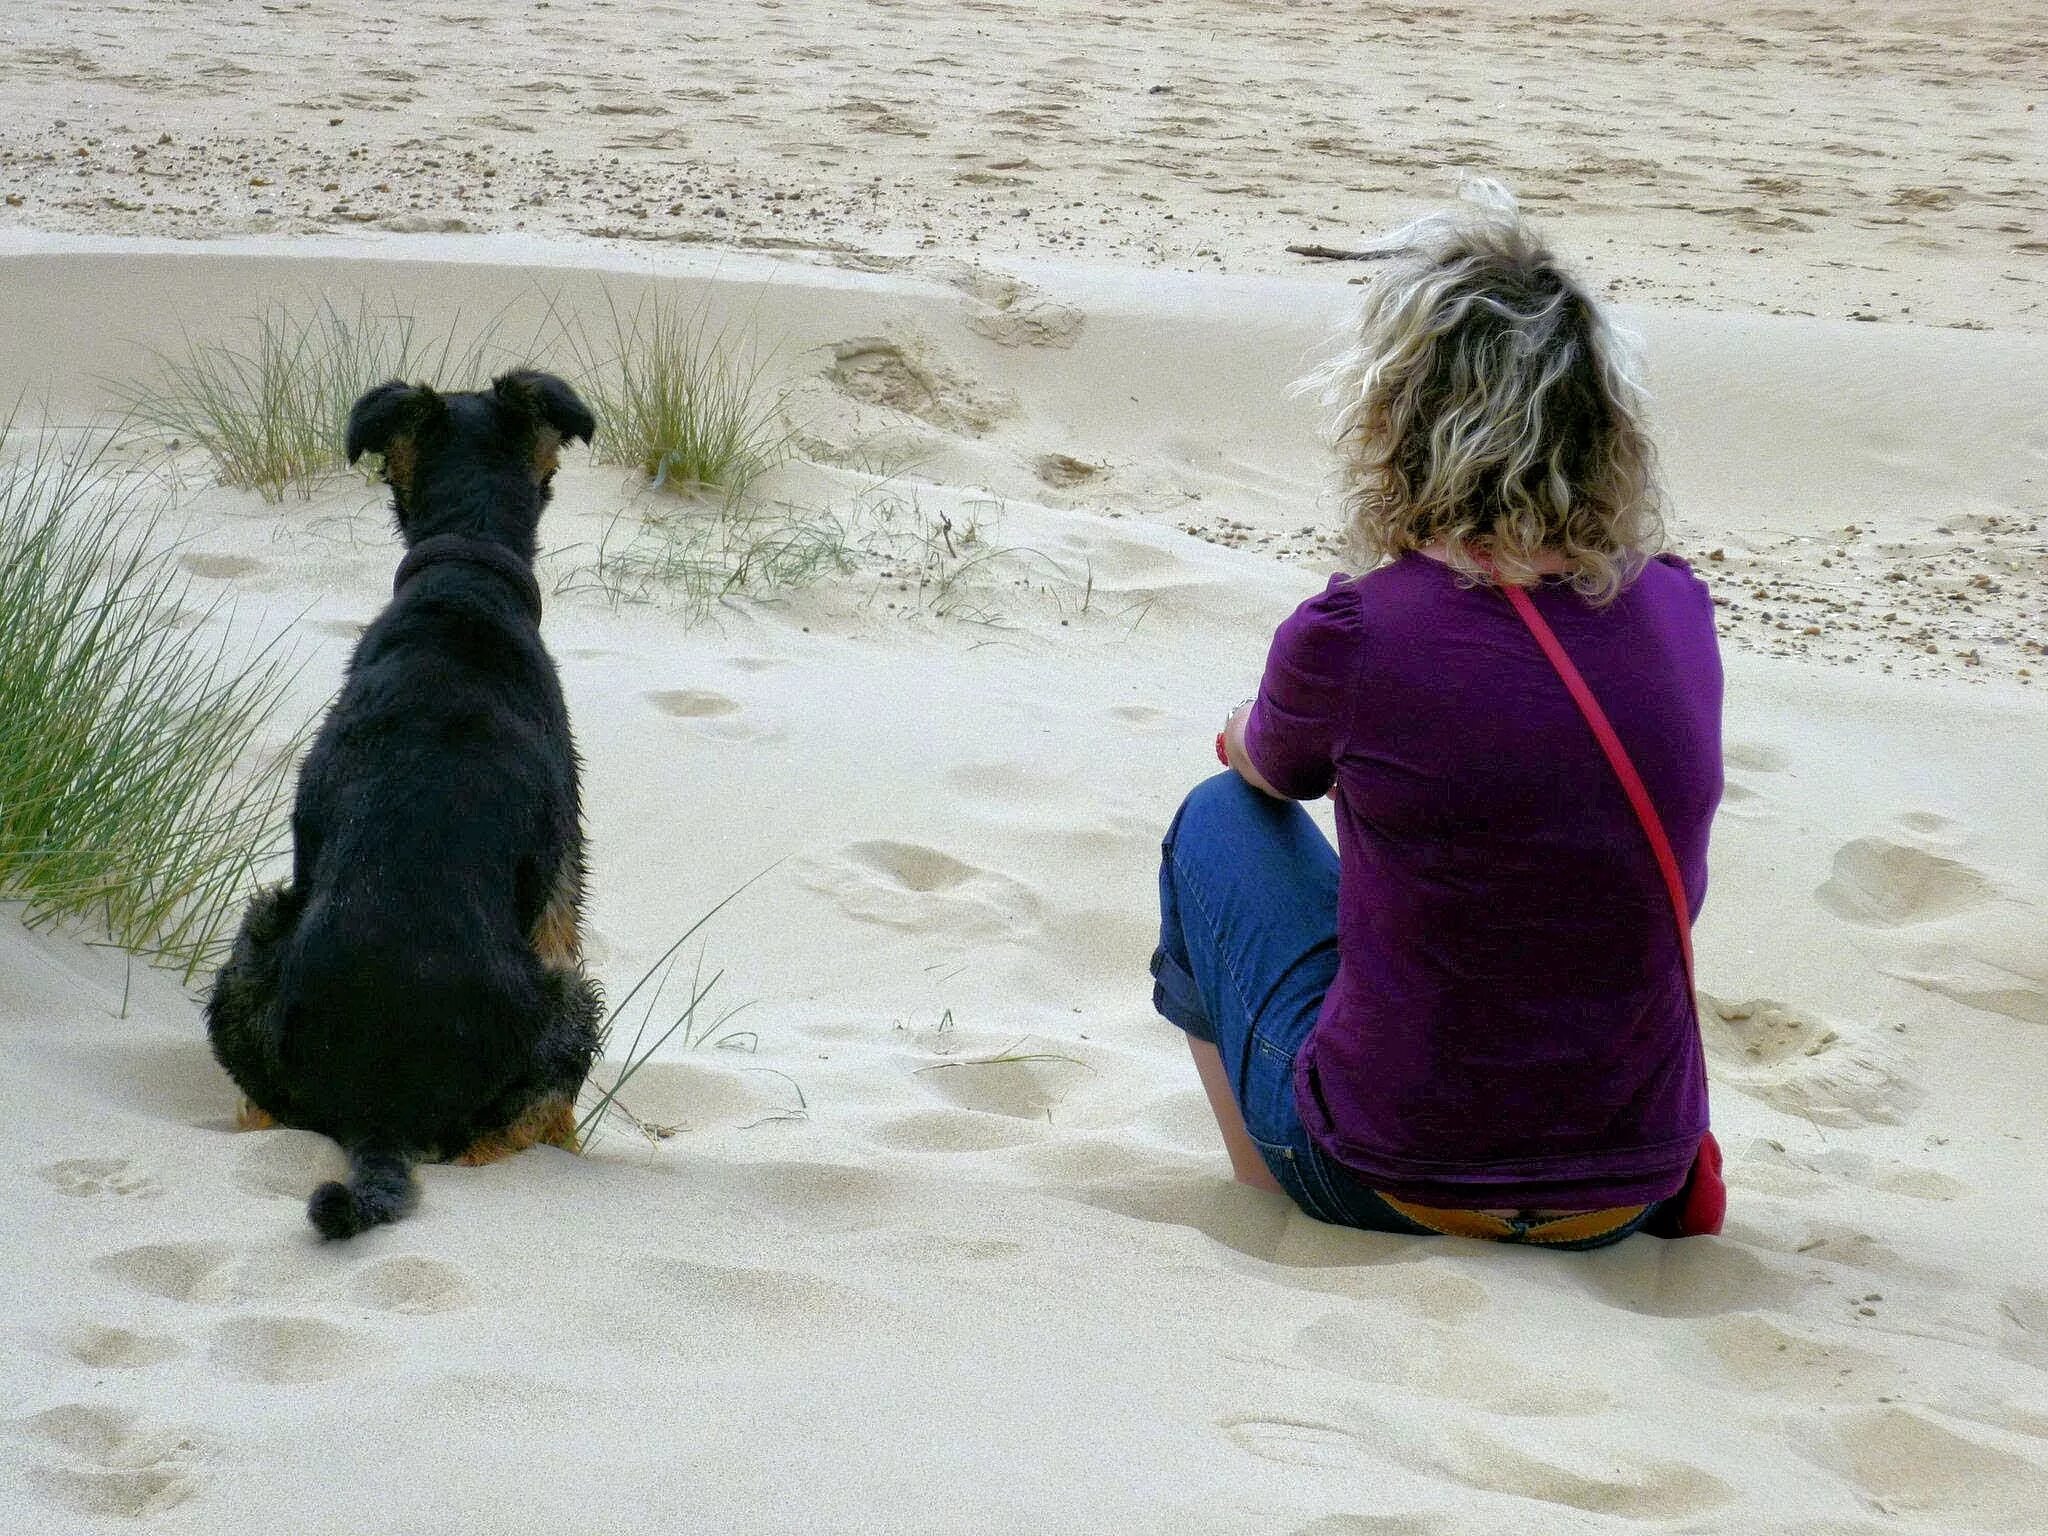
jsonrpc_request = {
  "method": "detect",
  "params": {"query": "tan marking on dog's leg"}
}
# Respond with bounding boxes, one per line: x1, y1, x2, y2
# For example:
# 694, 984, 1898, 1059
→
535, 1096, 580, 1153
530, 850, 583, 971
235, 1100, 279, 1132
455, 1094, 578, 1165
454, 1131, 514, 1167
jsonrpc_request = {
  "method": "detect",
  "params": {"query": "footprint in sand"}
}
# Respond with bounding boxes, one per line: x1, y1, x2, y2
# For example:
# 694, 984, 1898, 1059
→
824, 336, 1014, 435
92, 1240, 316, 1306
801, 839, 1041, 936
583, 1059, 798, 1136
1221, 1415, 1373, 1470
1807, 1406, 2048, 1523
1818, 836, 1997, 926
1699, 1313, 1907, 1402
1108, 702, 1167, 728
937, 263, 1086, 349
943, 759, 1067, 805
1699, 992, 1920, 1128
208, 1315, 390, 1384
1895, 810, 1954, 836
149, 603, 209, 632
1575, 1237, 1808, 1319
38, 1157, 163, 1200
1724, 741, 1790, 774
1068, 1168, 1473, 1295
232, 1130, 343, 1199
914, 1050, 1094, 1120
347, 1255, 476, 1315
1721, 739, 1788, 813
91, 1241, 238, 1304
1433, 1429, 1733, 1519
1294, 1312, 1608, 1416
645, 687, 741, 719
63, 1325, 188, 1370
1755, 1221, 1929, 1284
1887, 904, 2048, 1026
1035, 452, 1102, 489
177, 552, 263, 581
11, 1403, 212, 1519
1318, 1261, 1493, 1325
1731, 1140, 1968, 1203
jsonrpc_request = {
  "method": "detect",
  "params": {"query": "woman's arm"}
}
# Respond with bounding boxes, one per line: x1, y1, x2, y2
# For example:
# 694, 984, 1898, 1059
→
1222, 701, 1286, 799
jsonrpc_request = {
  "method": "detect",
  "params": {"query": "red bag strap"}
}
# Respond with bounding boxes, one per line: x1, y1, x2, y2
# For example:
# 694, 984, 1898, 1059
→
1493, 579, 1695, 995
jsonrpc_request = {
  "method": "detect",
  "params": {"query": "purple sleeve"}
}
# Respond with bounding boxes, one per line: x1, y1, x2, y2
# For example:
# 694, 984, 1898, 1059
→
1243, 576, 1363, 800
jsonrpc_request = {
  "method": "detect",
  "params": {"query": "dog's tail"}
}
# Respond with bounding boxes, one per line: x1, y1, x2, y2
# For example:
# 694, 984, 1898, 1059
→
307, 1145, 418, 1240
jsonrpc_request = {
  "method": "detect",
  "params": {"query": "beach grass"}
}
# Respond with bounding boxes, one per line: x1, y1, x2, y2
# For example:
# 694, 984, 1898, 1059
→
0, 425, 301, 977
572, 289, 793, 500
116, 295, 506, 502
855, 489, 1089, 627
563, 494, 858, 623
575, 868, 777, 1145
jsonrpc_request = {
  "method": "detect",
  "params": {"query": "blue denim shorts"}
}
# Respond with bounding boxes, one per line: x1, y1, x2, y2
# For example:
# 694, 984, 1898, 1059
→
1152, 773, 1657, 1250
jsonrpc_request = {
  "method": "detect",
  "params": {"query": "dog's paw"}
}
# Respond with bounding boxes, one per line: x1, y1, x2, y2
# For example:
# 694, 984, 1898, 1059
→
233, 1100, 278, 1133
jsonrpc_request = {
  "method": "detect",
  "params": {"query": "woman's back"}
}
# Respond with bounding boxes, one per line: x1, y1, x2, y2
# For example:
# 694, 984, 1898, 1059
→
1154, 182, 1725, 1243
1247, 552, 1722, 1209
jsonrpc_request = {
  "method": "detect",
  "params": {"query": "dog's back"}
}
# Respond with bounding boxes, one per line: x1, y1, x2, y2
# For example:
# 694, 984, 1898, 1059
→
280, 562, 574, 1145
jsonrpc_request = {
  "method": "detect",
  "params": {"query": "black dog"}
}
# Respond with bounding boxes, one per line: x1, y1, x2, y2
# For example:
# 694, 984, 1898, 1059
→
207, 370, 604, 1239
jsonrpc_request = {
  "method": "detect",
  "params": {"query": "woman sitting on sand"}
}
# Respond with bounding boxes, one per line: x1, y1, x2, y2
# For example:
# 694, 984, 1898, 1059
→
1151, 187, 1724, 1248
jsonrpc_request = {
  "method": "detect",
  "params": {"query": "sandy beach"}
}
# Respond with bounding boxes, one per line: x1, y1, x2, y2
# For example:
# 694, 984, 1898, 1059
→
3, 3, 2046, 1532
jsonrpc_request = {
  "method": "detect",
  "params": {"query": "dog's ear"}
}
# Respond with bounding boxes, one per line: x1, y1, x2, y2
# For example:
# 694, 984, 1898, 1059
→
344, 381, 442, 466
492, 370, 597, 448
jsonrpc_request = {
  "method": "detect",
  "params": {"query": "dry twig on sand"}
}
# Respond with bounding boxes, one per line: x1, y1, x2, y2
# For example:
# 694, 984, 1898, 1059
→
1285, 244, 1401, 262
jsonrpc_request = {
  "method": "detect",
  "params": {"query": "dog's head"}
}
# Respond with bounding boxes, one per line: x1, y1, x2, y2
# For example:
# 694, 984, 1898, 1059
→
344, 370, 596, 551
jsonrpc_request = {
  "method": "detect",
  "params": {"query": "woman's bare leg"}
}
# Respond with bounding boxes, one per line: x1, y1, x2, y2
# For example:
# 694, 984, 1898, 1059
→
1187, 1037, 1283, 1194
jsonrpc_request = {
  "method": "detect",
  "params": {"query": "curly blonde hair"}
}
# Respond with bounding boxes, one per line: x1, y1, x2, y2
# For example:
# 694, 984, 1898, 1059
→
1302, 182, 1665, 603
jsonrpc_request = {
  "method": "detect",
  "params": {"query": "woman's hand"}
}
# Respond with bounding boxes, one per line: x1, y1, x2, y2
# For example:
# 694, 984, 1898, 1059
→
1222, 701, 1285, 798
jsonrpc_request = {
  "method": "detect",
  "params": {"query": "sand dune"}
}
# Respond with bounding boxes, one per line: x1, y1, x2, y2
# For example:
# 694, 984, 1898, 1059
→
1, 232, 2044, 1532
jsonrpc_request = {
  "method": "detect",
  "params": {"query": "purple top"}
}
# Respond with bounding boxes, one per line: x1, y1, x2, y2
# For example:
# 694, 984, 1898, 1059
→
1245, 553, 1722, 1209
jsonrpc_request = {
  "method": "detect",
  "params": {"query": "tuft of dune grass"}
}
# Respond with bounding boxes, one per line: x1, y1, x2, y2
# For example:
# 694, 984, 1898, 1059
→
571, 289, 793, 500
0, 423, 301, 977
115, 295, 506, 503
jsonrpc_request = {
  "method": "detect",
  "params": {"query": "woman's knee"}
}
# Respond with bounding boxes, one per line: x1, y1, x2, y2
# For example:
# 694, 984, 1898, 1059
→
1164, 770, 1268, 852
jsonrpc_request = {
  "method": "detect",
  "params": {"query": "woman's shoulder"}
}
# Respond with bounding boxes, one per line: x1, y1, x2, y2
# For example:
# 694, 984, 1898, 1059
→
1632, 550, 1716, 613
1288, 570, 1371, 631
1268, 572, 1370, 683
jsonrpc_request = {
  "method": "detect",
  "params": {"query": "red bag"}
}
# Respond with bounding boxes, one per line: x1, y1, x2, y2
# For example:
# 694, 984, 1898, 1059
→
1494, 576, 1725, 1238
